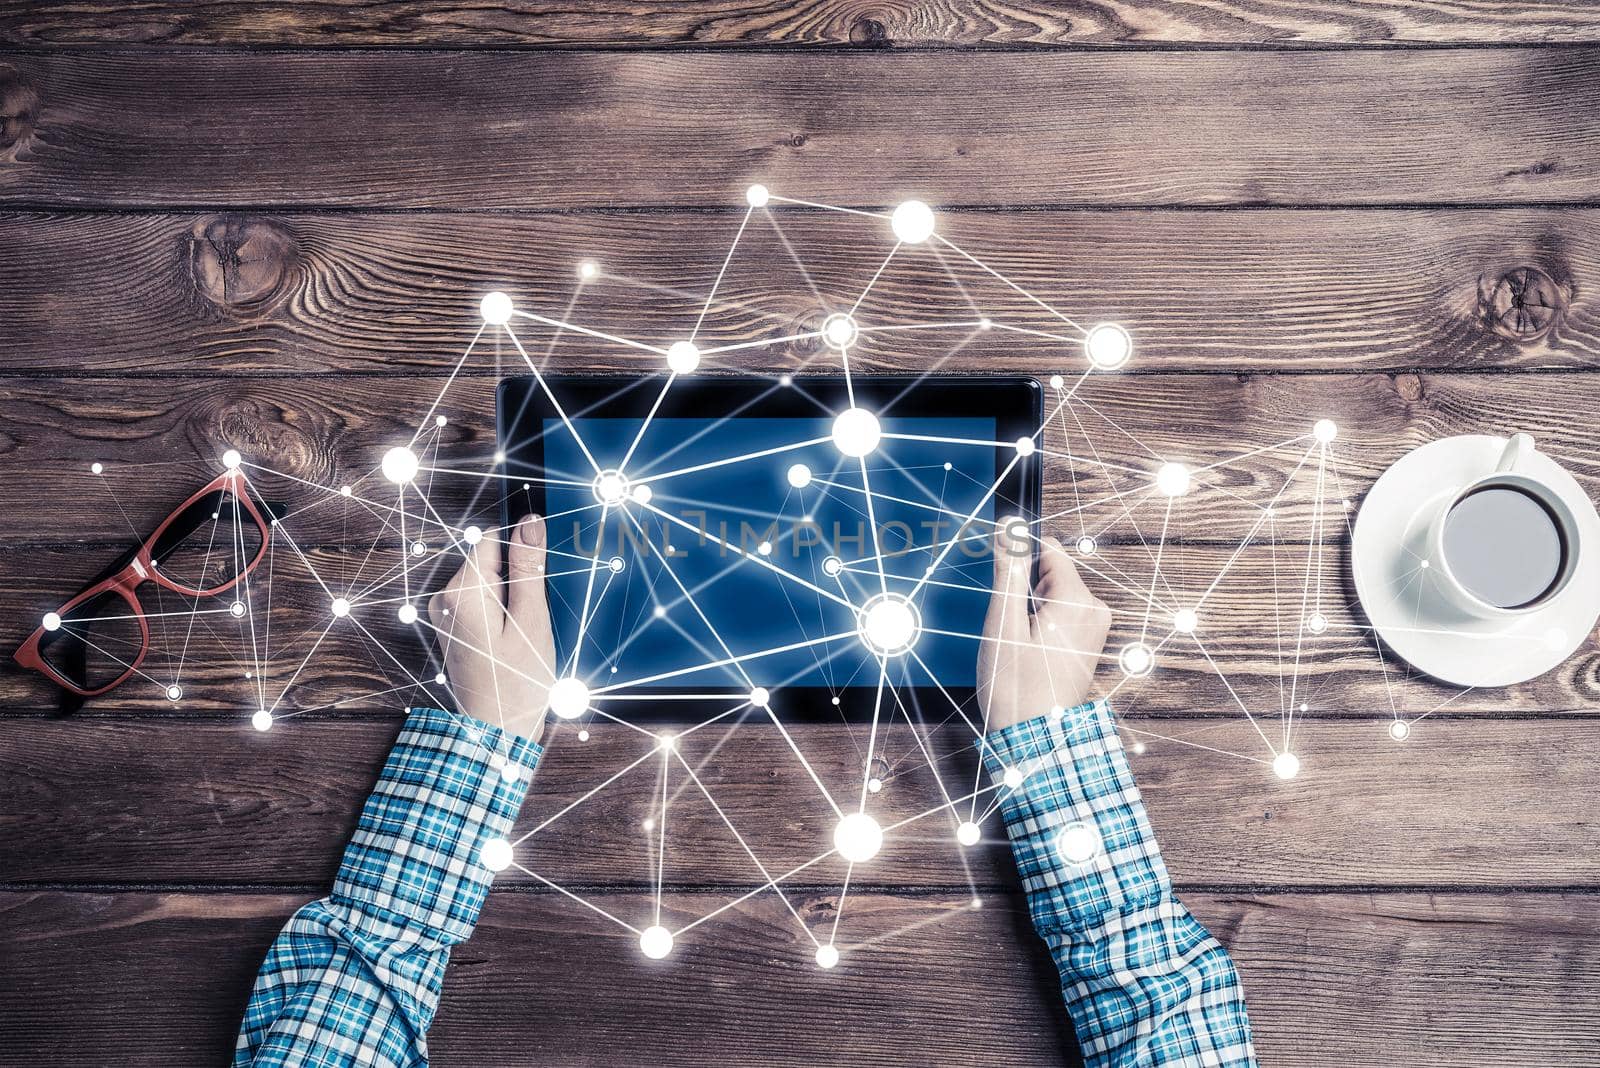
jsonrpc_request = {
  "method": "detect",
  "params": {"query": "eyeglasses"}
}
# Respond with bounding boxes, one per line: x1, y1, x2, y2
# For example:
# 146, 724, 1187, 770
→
14, 471, 274, 697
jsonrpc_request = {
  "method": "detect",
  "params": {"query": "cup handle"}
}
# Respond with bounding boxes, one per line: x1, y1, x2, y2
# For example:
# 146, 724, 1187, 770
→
1496, 432, 1536, 473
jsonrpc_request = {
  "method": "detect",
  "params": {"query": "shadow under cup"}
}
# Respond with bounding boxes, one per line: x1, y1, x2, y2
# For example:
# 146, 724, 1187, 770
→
1440, 479, 1575, 611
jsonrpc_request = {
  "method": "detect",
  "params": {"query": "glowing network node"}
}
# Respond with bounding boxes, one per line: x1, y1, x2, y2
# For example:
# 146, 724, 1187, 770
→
1273, 752, 1301, 780
90, 462, 104, 475
1119, 642, 1155, 678
866, 777, 883, 794
330, 597, 351, 618
592, 470, 630, 505
1084, 323, 1132, 370
435, 415, 448, 428
480, 836, 513, 872
956, 821, 982, 847
549, 677, 590, 720
340, 485, 352, 497
640, 926, 675, 959
858, 593, 921, 657
608, 556, 625, 574
822, 556, 843, 577
1389, 721, 1410, 741
1055, 822, 1101, 865
815, 944, 840, 969
1314, 419, 1338, 443
412, 541, 427, 556
252, 709, 273, 732
1306, 612, 1328, 634
1132, 741, 1147, 755
822, 313, 859, 350
463, 525, 483, 546
658, 732, 676, 751
577, 729, 590, 742
757, 541, 773, 556
480, 291, 514, 325
787, 463, 813, 489
230, 601, 246, 618
434, 672, 447, 685
494, 450, 507, 464
501, 762, 521, 783
398, 603, 418, 625
745, 183, 770, 208
631, 483, 654, 504
831, 407, 882, 457
166, 685, 182, 702
749, 686, 771, 708
382, 446, 420, 484
778, 374, 793, 387
1076, 535, 1097, 556
222, 448, 242, 470
1015, 436, 1036, 457
1155, 462, 1192, 497
834, 812, 884, 863
653, 605, 668, 619
1049, 374, 1065, 390
890, 200, 936, 244
41, 611, 61, 632
578, 260, 600, 279
1002, 766, 1026, 789
666, 340, 701, 375
1173, 608, 1198, 634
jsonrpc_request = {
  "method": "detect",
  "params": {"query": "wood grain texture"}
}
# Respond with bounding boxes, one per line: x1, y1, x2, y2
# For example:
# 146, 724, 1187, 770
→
2, 717, 1595, 889
4, 373, 1599, 543
3, 888, 1597, 1067
4, 539, 1596, 715
1, 50, 1597, 209
2, 209, 1598, 373
5, 0, 1600, 47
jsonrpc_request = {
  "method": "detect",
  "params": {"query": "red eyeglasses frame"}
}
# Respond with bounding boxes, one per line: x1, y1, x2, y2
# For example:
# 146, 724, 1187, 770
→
13, 470, 272, 697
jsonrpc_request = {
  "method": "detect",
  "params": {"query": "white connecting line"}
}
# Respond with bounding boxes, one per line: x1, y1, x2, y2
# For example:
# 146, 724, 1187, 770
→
66, 187, 1417, 968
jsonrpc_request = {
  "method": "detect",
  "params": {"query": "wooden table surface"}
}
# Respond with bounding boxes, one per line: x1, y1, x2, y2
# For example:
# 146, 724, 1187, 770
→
3, 4, 1600, 1066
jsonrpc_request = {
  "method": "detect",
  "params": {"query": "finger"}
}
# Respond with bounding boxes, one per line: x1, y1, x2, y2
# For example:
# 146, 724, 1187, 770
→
505, 514, 552, 642
983, 519, 1033, 647
1034, 536, 1095, 614
440, 530, 504, 634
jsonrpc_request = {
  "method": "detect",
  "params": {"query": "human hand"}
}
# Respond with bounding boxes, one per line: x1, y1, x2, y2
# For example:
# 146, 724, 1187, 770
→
977, 525, 1112, 733
428, 514, 555, 743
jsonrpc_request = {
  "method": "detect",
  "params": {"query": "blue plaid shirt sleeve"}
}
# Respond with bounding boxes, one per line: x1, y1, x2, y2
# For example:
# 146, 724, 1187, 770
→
235, 706, 542, 1068
982, 700, 1258, 1068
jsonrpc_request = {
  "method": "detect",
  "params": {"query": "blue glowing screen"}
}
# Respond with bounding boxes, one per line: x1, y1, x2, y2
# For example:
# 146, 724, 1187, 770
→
541, 417, 1002, 691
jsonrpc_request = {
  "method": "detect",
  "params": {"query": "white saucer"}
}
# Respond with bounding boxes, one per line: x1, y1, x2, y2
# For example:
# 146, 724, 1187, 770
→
1352, 434, 1600, 687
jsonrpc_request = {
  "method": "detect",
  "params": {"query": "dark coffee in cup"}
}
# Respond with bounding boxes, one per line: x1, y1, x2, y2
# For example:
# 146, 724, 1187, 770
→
1441, 483, 1568, 609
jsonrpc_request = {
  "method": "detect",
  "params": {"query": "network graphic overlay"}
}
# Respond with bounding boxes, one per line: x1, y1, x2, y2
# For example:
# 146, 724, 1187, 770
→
45, 188, 1500, 967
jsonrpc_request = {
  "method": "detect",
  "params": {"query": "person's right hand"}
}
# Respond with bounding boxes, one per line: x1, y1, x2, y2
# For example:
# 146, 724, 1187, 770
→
428, 514, 556, 742
977, 526, 1112, 733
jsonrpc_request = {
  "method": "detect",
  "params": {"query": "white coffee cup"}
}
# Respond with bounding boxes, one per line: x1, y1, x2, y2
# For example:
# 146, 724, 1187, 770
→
1425, 433, 1581, 619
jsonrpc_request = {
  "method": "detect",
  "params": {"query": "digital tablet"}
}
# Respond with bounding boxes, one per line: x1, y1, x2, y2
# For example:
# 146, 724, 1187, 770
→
496, 375, 1042, 721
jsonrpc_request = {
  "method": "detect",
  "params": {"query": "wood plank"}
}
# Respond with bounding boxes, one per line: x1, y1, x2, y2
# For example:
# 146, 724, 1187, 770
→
3, 209, 1598, 374
6, 0, 1600, 47
2, 717, 1595, 889
1, 51, 1597, 208
3, 532, 1595, 715
2, 888, 1595, 1067
5, 373, 1600, 549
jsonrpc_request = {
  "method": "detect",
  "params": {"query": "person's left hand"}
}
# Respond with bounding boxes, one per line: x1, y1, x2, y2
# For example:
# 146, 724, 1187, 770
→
428, 514, 555, 742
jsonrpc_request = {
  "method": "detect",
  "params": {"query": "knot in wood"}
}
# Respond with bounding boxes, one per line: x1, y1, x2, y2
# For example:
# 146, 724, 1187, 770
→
850, 17, 890, 46
186, 214, 299, 316
0, 65, 40, 160
1479, 265, 1566, 344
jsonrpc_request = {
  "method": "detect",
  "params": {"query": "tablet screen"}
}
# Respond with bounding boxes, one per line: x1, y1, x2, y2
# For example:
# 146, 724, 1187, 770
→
539, 414, 1002, 694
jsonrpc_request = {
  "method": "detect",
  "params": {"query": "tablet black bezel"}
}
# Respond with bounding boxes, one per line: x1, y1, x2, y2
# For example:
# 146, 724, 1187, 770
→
495, 374, 1042, 724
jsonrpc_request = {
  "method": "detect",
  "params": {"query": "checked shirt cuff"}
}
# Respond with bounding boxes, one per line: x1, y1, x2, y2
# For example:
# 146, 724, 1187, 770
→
981, 700, 1170, 933
331, 706, 542, 945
